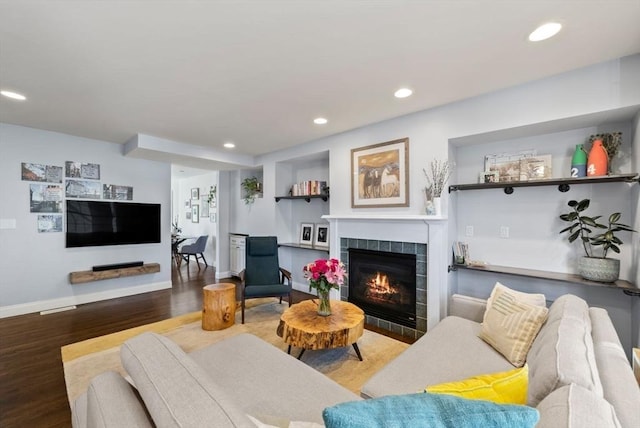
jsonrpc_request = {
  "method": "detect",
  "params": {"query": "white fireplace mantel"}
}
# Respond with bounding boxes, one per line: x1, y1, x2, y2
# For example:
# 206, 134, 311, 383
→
322, 214, 449, 330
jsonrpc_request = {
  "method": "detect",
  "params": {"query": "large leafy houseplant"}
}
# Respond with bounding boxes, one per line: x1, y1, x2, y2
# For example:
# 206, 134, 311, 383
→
559, 199, 635, 282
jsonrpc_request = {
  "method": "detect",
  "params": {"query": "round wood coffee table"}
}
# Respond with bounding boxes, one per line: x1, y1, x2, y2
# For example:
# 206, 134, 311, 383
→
276, 299, 365, 361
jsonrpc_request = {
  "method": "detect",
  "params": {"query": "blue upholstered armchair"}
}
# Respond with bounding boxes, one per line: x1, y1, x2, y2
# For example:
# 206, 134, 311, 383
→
179, 235, 208, 268
239, 236, 292, 323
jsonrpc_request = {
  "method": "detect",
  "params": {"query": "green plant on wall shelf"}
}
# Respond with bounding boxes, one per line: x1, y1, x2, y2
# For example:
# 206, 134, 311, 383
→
241, 177, 262, 205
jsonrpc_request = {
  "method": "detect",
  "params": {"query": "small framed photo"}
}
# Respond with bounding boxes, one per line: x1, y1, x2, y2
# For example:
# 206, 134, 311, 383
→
314, 224, 329, 248
209, 213, 217, 223
191, 188, 199, 200
300, 223, 314, 246
191, 204, 199, 223
479, 170, 499, 183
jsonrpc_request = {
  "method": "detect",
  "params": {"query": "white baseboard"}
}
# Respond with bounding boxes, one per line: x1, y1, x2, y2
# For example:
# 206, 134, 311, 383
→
215, 270, 233, 280
0, 281, 172, 318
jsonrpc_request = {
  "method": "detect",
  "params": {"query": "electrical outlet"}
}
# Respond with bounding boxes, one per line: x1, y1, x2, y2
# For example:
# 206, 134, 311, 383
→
500, 226, 509, 238
465, 226, 474, 237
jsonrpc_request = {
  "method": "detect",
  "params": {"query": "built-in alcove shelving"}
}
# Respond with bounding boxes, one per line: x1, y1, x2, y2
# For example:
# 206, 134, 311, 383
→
449, 263, 639, 296
278, 242, 329, 253
449, 173, 639, 194
275, 194, 329, 202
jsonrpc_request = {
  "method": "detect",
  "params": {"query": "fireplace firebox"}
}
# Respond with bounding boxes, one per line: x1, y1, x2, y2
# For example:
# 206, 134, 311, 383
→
347, 248, 416, 328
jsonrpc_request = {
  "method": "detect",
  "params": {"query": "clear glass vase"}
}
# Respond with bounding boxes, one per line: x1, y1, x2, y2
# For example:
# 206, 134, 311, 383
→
317, 289, 332, 316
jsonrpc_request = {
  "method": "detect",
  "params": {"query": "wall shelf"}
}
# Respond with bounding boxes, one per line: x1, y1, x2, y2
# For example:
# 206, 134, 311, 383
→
448, 173, 639, 194
449, 263, 638, 295
70, 263, 160, 284
278, 242, 330, 253
275, 194, 329, 202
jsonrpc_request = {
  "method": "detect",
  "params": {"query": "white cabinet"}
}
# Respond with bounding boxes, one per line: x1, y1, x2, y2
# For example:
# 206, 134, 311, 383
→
229, 234, 246, 277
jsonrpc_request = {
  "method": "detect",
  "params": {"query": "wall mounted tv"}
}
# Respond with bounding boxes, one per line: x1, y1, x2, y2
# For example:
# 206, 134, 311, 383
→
66, 200, 161, 248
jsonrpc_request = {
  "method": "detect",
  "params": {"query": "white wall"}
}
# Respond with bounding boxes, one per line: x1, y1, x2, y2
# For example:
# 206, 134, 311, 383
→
171, 172, 218, 268
0, 123, 172, 317
225, 54, 640, 353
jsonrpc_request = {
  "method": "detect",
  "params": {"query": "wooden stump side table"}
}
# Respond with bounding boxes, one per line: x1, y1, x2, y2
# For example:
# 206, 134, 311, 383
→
276, 299, 365, 361
202, 283, 236, 331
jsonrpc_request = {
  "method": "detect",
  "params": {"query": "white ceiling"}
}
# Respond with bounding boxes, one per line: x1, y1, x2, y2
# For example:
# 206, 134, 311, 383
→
1, 1, 639, 163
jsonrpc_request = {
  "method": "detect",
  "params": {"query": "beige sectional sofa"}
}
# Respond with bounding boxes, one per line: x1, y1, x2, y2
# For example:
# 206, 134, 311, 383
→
71, 293, 640, 427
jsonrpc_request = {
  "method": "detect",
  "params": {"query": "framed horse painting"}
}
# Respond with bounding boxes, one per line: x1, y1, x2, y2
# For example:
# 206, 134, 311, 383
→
351, 138, 409, 208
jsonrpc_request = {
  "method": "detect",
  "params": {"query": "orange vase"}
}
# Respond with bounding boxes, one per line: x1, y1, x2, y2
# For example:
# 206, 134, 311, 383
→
587, 140, 608, 177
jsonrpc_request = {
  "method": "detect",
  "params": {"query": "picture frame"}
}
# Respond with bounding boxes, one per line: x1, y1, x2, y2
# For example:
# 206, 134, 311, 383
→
191, 188, 199, 200
519, 155, 553, 181
479, 170, 499, 183
200, 197, 210, 217
484, 150, 536, 183
314, 224, 329, 248
351, 137, 409, 208
191, 204, 199, 223
299, 223, 314, 246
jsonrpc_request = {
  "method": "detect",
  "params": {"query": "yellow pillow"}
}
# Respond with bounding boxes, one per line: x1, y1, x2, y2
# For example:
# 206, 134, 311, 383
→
425, 365, 528, 405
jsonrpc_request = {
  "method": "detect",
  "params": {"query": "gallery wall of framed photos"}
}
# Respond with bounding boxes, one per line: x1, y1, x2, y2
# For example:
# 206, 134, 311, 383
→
21, 161, 135, 233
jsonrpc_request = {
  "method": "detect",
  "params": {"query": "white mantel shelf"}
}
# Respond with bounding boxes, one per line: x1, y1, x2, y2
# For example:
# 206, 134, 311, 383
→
322, 214, 447, 221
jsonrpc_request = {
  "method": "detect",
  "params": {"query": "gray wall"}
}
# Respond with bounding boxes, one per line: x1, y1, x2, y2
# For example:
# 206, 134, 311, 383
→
0, 123, 172, 317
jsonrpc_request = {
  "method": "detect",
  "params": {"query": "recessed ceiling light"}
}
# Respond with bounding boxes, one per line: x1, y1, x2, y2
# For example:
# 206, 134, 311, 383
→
313, 117, 328, 125
1, 90, 26, 101
528, 22, 562, 42
223, 142, 235, 149
394, 88, 413, 98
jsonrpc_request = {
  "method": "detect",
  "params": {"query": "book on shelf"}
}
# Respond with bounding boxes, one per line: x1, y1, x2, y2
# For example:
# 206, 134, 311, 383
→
452, 241, 469, 264
290, 180, 328, 196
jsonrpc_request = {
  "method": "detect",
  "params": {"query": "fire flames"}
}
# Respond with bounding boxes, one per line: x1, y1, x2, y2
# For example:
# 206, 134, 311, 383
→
365, 272, 399, 301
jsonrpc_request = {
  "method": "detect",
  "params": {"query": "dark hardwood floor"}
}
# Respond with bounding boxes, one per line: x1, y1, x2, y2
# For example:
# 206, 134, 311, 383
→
0, 264, 227, 427
0, 263, 410, 427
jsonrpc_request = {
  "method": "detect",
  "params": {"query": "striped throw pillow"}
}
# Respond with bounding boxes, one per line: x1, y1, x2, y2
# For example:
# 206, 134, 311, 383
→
479, 286, 549, 367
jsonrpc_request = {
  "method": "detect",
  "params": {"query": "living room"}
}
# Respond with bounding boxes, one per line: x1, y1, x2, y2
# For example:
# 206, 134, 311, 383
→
1, 2, 639, 427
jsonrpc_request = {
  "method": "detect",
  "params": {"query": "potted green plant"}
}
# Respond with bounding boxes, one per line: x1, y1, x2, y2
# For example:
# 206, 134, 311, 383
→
241, 177, 262, 205
559, 199, 635, 282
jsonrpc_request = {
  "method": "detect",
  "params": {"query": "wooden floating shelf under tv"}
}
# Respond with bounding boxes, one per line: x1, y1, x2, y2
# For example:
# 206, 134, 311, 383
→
69, 263, 160, 284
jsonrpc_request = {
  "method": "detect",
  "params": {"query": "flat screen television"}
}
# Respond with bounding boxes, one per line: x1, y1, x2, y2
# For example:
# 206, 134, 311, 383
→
66, 200, 161, 248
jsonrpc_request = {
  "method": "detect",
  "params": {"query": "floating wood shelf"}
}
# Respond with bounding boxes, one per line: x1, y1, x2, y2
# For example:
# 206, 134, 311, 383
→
278, 243, 330, 253
70, 263, 160, 284
448, 173, 639, 194
449, 263, 638, 295
275, 194, 329, 202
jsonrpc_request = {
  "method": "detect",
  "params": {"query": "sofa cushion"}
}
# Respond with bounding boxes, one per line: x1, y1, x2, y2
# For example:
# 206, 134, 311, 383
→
483, 282, 546, 316
121, 332, 254, 428
479, 285, 548, 367
425, 365, 528, 404
536, 384, 621, 428
85, 371, 153, 428
322, 393, 539, 428
189, 333, 360, 425
526, 295, 603, 406
361, 316, 514, 399
589, 307, 640, 428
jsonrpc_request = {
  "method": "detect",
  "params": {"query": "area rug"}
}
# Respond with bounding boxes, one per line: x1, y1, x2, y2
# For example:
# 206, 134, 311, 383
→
62, 298, 409, 404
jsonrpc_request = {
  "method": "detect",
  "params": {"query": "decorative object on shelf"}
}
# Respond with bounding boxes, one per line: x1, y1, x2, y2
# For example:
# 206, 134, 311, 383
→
206, 185, 217, 207
299, 223, 314, 246
570, 144, 588, 178
191, 187, 199, 200
351, 138, 409, 208
303, 258, 346, 316
290, 180, 328, 197
589, 132, 622, 175
314, 224, 329, 248
519, 155, 552, 181
484, 150, 536, 183
587, 140, 608, 177
423, 159, 453, 216
479, 171, 499, 183
241, 176, 262, 205
559, 199, 635, 282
